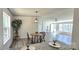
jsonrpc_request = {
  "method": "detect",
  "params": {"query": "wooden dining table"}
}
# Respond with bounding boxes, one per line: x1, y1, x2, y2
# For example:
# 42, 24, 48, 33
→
31, 32, 43, 37
30, 33, 43, 43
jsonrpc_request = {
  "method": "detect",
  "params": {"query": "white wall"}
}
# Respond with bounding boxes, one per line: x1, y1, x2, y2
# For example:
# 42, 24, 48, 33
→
14, 16, 37, 38
0, 8, 14, 50
0, 9, 3, 49
38, 17, 55, 32
72, 8, 79, 49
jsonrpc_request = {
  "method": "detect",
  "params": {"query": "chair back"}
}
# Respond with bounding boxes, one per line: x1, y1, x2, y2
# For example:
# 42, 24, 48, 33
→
27, 32, 30, 39
35, 32, 38, 34
40, 32, 46, 39
27, 32, 31, 45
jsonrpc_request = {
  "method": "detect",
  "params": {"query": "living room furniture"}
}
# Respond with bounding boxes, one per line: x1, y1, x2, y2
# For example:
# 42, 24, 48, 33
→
31, 32, 43, 43
40, 32, 46, 42
26, 32, 31, 50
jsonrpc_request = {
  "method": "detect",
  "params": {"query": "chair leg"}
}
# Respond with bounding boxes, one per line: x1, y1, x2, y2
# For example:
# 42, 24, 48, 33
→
31, 39, 33, 44
40, 38, 42, 42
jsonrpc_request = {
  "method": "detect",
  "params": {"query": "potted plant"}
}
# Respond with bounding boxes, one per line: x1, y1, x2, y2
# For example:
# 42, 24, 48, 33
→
11, 19, 22, 40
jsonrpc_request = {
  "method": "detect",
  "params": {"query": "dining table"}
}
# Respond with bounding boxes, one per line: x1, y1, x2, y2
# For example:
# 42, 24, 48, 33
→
31, 32, 43, 37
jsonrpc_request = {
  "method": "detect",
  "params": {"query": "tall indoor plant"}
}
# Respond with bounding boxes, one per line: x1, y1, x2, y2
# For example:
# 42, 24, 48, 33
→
11, 19, 22, 39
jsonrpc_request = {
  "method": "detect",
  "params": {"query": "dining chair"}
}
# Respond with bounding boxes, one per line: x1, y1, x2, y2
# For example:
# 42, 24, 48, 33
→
31, 34, 42, 44
40, 32, 46, 42
35, 32, 38, 34
26, 32, 31, 49
31, 35, 38, 44
27, 32, 30, 40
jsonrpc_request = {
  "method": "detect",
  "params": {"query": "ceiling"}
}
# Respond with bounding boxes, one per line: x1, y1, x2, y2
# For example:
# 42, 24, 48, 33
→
9, 8, 74, 18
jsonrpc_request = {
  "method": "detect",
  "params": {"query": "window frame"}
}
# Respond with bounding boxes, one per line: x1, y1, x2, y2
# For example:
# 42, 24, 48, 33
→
3, 12, 11, 44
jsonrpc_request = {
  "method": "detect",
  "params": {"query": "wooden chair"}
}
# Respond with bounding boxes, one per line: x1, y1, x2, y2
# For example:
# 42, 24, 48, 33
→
27, 32, 30, 39
35, 32, 38, 34
31, 35, 38, 44
27, 32, 31, 45
26, 32, 30, 50
40, 32, 46, 42
31, 34, 42, 44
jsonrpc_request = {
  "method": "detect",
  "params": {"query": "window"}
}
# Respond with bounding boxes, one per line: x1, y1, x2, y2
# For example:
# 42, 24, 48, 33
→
3, 12, 11, 44
50, 20, 73, 45
51, 24, 57, 38
59, 23, 73, 33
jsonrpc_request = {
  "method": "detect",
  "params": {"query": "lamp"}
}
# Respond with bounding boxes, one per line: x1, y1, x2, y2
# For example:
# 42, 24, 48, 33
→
34, 10, 38, 23
34, 18, 38, 23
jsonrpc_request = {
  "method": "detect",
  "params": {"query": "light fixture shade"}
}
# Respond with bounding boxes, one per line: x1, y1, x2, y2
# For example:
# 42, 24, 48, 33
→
34, 18, 38, 23
34, 10, 38, 23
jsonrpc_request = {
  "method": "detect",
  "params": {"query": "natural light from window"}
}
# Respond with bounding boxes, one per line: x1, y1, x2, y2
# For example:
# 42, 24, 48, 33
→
51, 19, 73, 45
3, 12, 11, 44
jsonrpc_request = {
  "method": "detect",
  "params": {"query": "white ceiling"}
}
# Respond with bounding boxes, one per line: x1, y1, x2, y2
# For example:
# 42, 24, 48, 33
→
9, 8, 74, 18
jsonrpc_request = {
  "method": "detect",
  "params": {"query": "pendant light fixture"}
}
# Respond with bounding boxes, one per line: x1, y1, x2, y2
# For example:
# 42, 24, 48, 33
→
34, 10, 38, 23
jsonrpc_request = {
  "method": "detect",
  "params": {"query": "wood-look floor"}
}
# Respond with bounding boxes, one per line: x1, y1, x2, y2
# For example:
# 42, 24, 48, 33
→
10, 35, 70, 50
10, 38, 28, 50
